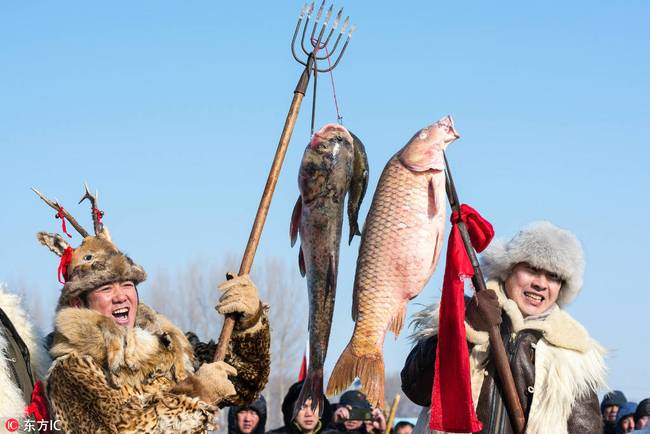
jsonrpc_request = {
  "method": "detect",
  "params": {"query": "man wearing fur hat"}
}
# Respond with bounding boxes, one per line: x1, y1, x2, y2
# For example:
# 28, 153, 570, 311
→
401, 222, 606, 434
36, 190, 270, 433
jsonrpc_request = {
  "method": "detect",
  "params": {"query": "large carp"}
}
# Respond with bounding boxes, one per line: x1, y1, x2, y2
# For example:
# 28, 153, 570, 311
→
290, 123, 366, 415
326, 115, 460, 408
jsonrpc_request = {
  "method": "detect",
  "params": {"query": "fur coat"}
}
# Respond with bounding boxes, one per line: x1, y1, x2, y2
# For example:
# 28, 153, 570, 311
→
0, 285, 51, 426
46, 303, 270, 434
407, 280, 607, 434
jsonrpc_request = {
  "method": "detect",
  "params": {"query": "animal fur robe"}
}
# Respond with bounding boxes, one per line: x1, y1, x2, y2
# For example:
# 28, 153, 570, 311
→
0, 285, 51, 427
408, 280, 607, 434
46, 303, 270, 434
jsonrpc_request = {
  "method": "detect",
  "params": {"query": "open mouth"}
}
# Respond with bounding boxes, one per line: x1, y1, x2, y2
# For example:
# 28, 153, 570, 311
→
112, 307, 130, 324
523, 291, 545, 304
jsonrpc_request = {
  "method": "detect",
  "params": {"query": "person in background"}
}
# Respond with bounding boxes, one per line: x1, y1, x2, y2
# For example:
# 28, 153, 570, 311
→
330, 390, 385, 434
0, 284, 50, 426
393, 421, 414, 434
229, 395, 268, 434
635, 399, 650, 431
266, 380, 332, 434
616, 402, 638, 434
603, 391, 629, 434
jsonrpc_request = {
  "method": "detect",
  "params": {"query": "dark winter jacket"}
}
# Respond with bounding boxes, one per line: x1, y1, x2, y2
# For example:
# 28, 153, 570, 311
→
229, 395, 268, 434
401, 281, 606, 434
266, 380, 333, 434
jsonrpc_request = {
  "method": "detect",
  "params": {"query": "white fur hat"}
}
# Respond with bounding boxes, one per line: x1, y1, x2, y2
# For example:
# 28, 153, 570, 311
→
480, 221, 585, 306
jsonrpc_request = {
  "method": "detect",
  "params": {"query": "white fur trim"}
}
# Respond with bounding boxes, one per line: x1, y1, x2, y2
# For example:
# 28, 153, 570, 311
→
480, 221, 585, 306
0, 284, 51, 421
526, 338, 607, 434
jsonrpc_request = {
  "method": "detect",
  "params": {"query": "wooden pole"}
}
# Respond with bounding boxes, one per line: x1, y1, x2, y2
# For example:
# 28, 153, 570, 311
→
385, 394, 401, 434
443, 152, 526, 434
213, 58, 314, 362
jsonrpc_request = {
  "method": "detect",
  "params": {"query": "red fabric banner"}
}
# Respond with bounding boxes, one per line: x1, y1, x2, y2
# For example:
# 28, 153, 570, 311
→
429, 204, 493, 433
25, 380, 51, 434
298, 352, 307, 382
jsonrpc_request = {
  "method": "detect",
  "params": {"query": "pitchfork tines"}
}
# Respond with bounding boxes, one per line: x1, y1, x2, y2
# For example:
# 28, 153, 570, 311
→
292, 1, 356, 72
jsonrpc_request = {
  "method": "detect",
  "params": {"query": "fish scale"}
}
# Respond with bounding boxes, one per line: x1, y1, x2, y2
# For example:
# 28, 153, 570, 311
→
327, 116, 459, 408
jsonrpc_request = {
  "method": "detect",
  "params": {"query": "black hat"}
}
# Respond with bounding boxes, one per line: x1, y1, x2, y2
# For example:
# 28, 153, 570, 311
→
601, 390, 627, 413
636, 398, 650, 421
339, 390, 371, 410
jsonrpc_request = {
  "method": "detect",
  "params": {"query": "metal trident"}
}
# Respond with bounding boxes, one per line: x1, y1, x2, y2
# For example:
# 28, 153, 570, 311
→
213, 2, 355, 362
292, 1, 356, 131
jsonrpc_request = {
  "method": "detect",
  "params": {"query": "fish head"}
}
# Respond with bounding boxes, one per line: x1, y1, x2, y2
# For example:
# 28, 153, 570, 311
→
398, 115, 460, 172
299, 123, 355, 204
309, 123, 355, 155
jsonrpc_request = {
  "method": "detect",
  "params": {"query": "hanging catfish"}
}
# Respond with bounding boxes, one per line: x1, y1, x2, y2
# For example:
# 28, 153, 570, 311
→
290, 123, 364, 416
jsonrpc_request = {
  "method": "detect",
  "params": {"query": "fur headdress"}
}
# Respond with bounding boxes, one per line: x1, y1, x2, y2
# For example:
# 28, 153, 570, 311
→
480, 221, 585, 306
33, 185, 146, 309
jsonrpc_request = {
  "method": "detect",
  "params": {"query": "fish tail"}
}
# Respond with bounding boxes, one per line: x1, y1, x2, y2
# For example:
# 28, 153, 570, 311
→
387, 303, 407, 337
294, 368, 324, 417
348, 220, 361, 245
326, 342, 385, 408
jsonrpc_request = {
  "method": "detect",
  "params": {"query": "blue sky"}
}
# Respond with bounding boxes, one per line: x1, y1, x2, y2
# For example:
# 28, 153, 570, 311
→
1, 1, 649, 401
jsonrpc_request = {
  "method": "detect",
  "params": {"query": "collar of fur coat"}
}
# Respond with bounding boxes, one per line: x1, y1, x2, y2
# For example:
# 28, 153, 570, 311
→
49, 303, 195, 387
1, 285, 51, 418
410, 280, 595, 353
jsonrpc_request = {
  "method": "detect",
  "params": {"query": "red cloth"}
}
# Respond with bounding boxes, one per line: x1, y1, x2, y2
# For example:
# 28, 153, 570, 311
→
298, 351, 307, 382
25, 380, 51, 434
429, 204, 494, 433
58, 246, 74, 284
57, 207, 72, 238
93, 207, 103, 225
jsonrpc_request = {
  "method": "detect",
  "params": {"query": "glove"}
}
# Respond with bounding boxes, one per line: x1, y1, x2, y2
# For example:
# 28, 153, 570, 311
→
216, 273, 262, 327
193, 361, 238, 405
466, 289, 502, 332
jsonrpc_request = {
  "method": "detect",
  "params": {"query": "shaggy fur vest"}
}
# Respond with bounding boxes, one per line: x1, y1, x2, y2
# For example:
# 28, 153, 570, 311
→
47, 304, 219, 434
409, 280, 607, 434
0, 286, 50, 426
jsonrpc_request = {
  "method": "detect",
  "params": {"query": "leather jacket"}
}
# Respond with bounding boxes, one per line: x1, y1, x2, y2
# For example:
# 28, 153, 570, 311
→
401, 305, 602, 434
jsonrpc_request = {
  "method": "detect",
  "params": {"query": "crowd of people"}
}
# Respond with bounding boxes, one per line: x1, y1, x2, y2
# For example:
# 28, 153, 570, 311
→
228, 387, 413, 434
226, 386, 650, 434
0, 189, 647, 434
600, 391, 650, 434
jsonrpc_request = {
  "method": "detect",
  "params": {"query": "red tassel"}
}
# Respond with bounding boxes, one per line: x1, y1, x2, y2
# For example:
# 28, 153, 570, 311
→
57, 206, 72, 238
58, 246, 74, 284
429, 204, 493, 433
24, 380, 51, 434
93, 207, 103, 224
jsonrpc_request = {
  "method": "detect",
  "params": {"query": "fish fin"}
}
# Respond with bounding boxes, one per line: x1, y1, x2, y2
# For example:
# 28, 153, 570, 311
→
427, 176, 439, 219
293, 368, 324, 418
327, 342, 385, 409
348, 217, 363, 245
290, 196, 302, 247
299, 247, 306, 277
387, 303, 407, 337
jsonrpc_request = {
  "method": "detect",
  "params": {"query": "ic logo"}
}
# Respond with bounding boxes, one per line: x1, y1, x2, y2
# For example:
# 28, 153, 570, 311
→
5, 418, 19, 432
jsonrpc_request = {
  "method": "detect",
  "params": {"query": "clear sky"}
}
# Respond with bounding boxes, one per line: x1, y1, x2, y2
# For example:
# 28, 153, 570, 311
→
1, 1, 648, 401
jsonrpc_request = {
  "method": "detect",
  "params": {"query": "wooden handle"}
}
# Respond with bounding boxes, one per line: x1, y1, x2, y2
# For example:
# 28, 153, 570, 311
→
213, 90, 306, 362
488, 326, 526, 434
385, 394, 401, 434
442, 152, 526, 434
